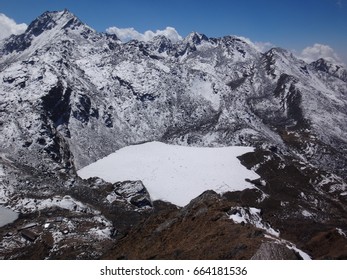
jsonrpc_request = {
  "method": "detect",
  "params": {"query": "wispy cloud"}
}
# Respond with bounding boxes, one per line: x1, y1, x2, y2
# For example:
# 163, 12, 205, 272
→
106, 26, 182, 43
236, 36, 274, 52
299, 43, 342, 64
0, 13, 27, 40
253, 41, 275, 53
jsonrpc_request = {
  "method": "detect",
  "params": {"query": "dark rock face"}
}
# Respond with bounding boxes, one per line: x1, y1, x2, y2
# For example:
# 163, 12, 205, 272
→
113, 181, 152, 208
41, 84, 72, 130
0, 10, 347, 260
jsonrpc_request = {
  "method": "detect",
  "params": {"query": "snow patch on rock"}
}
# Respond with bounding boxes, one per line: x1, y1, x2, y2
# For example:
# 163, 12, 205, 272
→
229, 206, 280, 237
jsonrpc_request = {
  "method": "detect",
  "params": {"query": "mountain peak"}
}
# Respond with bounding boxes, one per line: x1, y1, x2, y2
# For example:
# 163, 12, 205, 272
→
311, 58, 347, 82
150, 35, 173, 53
1, 9, 95, 55
26, 9, 82, 36
184, 32, 209, 45
311, 57, 345, 70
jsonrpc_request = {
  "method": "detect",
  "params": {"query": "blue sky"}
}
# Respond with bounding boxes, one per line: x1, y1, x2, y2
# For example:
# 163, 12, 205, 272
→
1, 0, 347, 64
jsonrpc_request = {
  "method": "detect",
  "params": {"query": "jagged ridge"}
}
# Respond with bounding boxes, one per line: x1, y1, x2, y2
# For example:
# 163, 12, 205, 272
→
1, 10, 346, 176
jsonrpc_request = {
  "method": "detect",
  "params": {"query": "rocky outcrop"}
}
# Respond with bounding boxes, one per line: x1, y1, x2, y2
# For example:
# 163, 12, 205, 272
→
102, 191, 267, 259
251, 242, 300, 260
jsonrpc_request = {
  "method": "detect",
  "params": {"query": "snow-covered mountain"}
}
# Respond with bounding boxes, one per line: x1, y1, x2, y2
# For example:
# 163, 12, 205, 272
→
1, 10, 347, 175
1, 10, 347, 259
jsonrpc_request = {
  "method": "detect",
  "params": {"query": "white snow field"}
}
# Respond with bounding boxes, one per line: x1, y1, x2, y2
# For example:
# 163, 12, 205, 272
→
78, 141, 259, 207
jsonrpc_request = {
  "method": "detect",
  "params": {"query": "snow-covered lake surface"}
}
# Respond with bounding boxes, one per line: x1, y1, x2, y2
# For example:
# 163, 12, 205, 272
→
0, 206, 18, 227
78, 141, 259, 206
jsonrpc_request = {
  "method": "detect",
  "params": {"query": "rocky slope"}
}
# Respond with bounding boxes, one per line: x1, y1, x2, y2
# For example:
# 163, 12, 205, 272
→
0, 10, 347, 259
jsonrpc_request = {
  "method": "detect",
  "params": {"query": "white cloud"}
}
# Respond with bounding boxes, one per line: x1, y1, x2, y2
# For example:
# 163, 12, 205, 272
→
0, 13, 27, 41
106, 26, 182, 43
235, 36, 274, 52
299, 43, 342, 64
253, 41, 274, 52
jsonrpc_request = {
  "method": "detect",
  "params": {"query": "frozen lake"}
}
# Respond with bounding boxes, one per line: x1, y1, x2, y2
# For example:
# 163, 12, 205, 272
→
0, 206, 19, 227
78, 141, 259, 206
